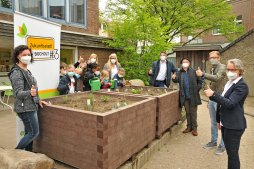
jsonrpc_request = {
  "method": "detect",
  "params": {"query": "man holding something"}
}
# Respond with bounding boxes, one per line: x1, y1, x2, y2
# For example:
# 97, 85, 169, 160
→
148, 52, 178, 87
196, 51, 227, 155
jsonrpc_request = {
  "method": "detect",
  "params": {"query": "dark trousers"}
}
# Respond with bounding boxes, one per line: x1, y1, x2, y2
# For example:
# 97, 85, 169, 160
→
221, 126, 245, 169
154, 81, 165, 87
184, 99, 198, 130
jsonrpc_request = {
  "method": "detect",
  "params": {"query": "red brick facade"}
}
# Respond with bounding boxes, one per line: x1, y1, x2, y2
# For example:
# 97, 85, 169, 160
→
180, 0, 254, 44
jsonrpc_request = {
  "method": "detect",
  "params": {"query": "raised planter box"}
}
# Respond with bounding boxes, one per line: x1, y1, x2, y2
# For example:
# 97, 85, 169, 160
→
100, 86, 181, 138
33, 91, 156, 169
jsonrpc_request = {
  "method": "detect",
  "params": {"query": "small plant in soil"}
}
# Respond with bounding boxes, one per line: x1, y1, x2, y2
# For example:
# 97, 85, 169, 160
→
87, 93, 94, 105
130, 89, 142, 94
101, 95, 109, 102
62, 95, 68, 104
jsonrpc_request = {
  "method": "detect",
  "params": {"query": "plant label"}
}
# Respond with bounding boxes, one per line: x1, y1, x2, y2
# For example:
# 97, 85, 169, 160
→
87, 99, 91, 106
48, 101, 51, 105
164, 89, 167, 93
124, 102, 127, 106
146, 93, 148, 95
117, 103, 121, 108
141, 88, 143, 91
125, 89, 128, 92
108, 89, 110, 92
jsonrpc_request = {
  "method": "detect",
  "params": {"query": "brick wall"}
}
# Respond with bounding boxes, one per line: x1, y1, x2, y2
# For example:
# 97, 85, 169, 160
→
180, 0, 252, 44
0, 11, 13, 22
219, 32, 254, 96
78, 47, 122, 69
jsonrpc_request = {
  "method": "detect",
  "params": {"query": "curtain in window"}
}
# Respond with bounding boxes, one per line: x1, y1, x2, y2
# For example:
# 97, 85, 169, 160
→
22, 0, 42, 16
70, 0, 84, 24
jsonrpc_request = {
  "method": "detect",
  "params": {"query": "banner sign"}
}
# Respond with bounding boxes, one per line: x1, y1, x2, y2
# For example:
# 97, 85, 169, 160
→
14, 11, 61, 143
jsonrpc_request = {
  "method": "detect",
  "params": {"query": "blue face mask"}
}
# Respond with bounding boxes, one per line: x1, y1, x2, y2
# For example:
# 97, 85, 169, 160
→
68, 72, 74, 77
75, 74, 80, 79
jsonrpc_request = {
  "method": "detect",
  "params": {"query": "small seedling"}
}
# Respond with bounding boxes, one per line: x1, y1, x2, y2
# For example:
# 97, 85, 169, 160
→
117, 103, 121, 108
124, 102, 127, 106
146, 93, 148, 95
62, 95, 68, 104
130, 89, 142, 94
158, 148, 161, 151
87, 93, 94, 105
164, 89, 168, 93
101, 95, 109, 102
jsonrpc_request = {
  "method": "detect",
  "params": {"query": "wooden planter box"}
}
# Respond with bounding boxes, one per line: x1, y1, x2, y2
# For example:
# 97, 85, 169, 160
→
33, 91, 156, 169
100, 86, 181, 138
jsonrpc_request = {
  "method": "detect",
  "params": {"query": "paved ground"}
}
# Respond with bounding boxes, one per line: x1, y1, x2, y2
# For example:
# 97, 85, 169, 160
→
0, 95, 253, 169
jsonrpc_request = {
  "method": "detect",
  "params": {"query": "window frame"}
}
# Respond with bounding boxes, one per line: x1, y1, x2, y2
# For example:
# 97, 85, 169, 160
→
47, 0, 67, 23
0, 0, 15, 13
69, 0, 87, 28
19, 0, 44, 18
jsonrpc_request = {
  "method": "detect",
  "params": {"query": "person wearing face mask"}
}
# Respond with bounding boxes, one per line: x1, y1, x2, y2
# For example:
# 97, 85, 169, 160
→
8, 45, 48, 152
86, 53, 99, 71
57, 65, 80, 95
196, 51, 227, 155
100, 70, 112, 89
113, 68, 125, 92
204, 59, 248, 169
103, 53, 122, 80
60, 62, 67, 79
172, 58, 203, 136
83, 63, 100, 91
148, 52, 178, 87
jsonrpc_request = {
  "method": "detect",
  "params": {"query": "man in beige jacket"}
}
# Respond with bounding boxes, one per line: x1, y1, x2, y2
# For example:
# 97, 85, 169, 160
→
196, 51, 227, 155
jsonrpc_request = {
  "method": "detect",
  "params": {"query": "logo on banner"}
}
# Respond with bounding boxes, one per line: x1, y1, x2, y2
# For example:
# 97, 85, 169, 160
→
17, 23, 59, 61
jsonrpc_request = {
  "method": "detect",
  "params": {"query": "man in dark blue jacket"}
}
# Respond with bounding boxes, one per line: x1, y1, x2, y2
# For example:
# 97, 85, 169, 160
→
148, 52, 178, 87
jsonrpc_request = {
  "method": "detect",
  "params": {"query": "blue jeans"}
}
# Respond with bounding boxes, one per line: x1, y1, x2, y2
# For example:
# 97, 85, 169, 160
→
16, 110, 39, 152
154, 81, 165, 87
209, 100, 224, 147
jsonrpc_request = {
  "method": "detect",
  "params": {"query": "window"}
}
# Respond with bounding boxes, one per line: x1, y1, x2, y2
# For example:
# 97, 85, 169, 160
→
212, 28, 221, 35
70, 0, 86, 26
236, 15, 242, 27
20, 0, 43, 16
48, 0, 65, 20
0, 0, 13, 12
187, 35, 202, 44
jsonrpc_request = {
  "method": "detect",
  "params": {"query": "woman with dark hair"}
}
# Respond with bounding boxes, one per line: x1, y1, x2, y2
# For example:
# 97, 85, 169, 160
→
8, 45, 48, 152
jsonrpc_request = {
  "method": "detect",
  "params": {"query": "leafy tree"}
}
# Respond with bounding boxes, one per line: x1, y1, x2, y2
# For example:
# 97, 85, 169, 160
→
102, 0, 245, 85
0, 0, 12, 9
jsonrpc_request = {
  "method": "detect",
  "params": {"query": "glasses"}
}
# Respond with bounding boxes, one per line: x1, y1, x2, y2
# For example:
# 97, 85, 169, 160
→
226, 69, 237, 72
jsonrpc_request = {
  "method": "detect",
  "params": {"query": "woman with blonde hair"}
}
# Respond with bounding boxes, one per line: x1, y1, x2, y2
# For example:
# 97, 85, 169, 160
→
103, 53, 122, 80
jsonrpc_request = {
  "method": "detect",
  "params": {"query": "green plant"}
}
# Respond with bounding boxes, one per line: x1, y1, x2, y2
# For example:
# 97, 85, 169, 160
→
130, 89, 142, 94
101, 95, 109, 102
87, 93, 94, 105
62, 95, 68, 104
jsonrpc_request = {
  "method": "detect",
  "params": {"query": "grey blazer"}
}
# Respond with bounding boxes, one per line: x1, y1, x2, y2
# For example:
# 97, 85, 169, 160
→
8, 65, 41, 113
103, 63, 122, 80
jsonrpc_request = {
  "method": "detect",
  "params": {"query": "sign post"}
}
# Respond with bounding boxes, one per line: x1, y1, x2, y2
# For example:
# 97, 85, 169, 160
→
14, 11, 61, 143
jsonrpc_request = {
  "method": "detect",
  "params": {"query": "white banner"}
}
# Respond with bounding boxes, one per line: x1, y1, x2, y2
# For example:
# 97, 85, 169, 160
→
14, 11, 61, 143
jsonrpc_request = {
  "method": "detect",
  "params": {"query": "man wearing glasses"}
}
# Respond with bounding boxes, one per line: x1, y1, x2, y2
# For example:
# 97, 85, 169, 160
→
196, 51, 227, 155
148, 52, 178, 87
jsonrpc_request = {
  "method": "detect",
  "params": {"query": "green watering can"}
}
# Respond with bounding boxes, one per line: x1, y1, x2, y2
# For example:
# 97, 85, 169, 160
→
110, 78, 115, 89
89, 77, 101, 91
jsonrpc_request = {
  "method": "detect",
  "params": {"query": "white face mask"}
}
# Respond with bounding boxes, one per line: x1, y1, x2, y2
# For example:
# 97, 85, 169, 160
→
160, 56, 166, 61
61, 71, 67, 75
210, 59, 218, 65
94, 71, 100, 75
91, 58, 96, 63
227, 71, 238, 80
111, 59, 116, 63
20, 56, 31, 65
182, 63, 189, 68
118, 74, 123, 78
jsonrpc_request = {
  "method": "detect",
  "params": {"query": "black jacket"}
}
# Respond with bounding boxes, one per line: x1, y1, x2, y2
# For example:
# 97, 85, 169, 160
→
210, 78, 248, 130
83, 70, 100, 91
57, 75, 79, 95
148, 60, 178, 87
172, 67, 202, 108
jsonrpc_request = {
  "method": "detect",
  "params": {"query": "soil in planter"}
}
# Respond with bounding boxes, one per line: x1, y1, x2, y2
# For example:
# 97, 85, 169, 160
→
119, 87, 171, 96
51, 93, 136, 113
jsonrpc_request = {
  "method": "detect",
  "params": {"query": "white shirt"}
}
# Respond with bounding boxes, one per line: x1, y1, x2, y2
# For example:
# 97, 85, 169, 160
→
111, 65, 118, 79
156, 61, 167, 81
220, 76, 242, 126
69, 78, 75, 94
